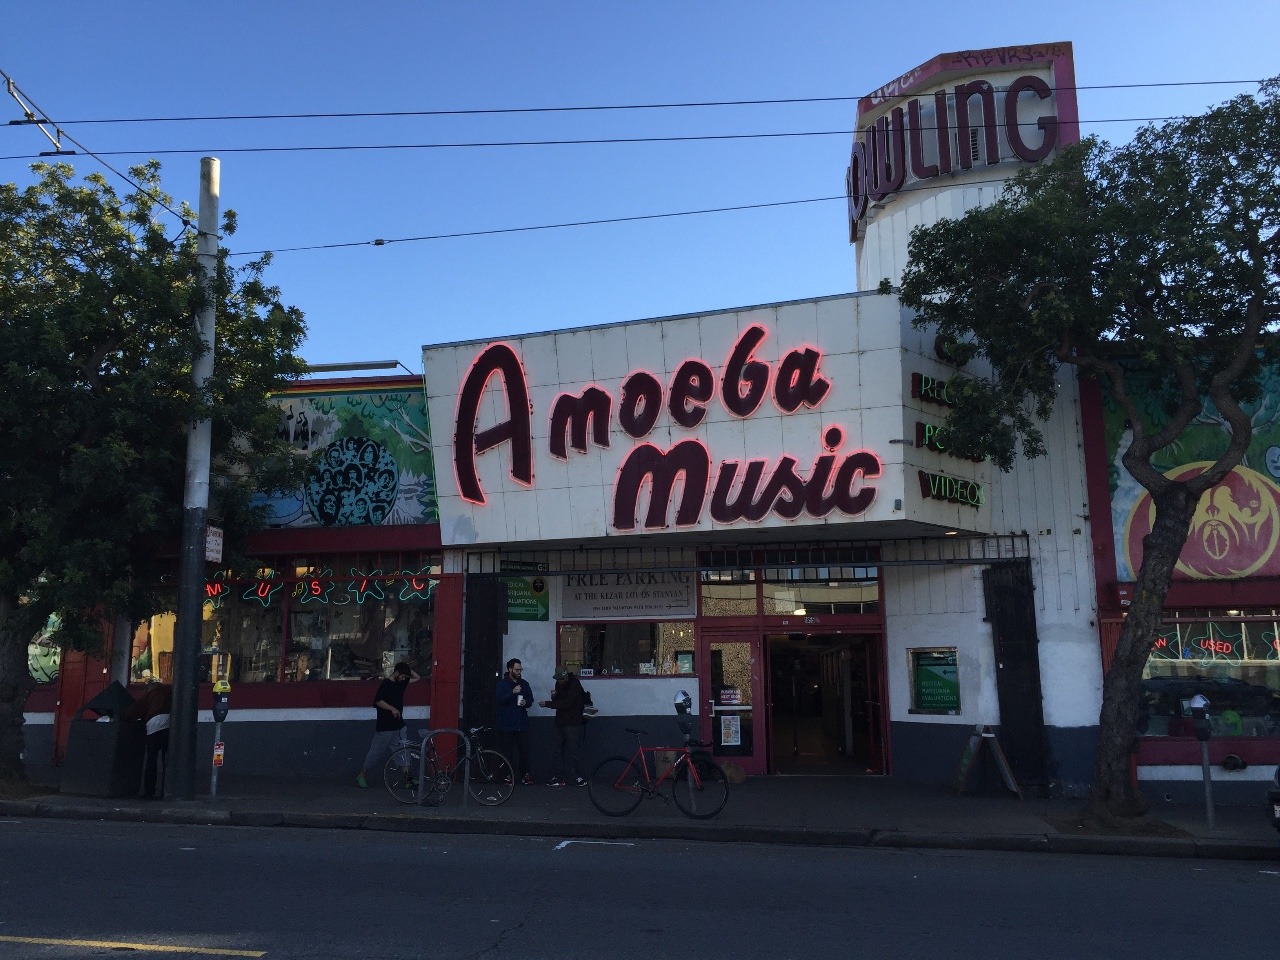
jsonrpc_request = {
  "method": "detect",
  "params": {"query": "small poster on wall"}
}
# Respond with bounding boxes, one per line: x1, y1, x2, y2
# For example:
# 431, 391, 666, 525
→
909, 647, 960, 713
720, 714, 741, 747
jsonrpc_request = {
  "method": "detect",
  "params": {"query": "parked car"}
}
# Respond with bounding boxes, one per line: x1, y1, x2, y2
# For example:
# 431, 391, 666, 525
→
1141, 675, 1279, 718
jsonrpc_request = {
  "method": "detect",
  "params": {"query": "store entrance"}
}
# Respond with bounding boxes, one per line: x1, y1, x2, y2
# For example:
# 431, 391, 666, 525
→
766, 633, 885, 775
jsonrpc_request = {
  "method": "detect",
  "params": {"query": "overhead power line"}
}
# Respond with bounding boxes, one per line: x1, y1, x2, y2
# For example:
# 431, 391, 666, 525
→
0, 115, 1223, 163
37, 79, 1266, 126
229, 171, 1028, 257
0, 66, 194, 232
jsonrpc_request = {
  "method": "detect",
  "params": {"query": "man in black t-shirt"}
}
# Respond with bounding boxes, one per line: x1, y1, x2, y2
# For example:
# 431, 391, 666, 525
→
356, 661, 420, 787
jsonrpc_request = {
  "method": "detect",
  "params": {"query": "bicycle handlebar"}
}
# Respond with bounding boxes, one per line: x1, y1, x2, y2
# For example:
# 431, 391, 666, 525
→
625, 727, 710, 750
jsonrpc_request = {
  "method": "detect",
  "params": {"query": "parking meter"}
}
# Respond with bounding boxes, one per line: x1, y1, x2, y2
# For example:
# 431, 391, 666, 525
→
1191, 707, 1211, 742
1184, 692, 1210, 742
674, 689, 693, 738
212, 680, 230, 723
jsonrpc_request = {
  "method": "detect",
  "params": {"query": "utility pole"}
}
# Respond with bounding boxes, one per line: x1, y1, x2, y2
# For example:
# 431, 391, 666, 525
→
169, 157, 219, 800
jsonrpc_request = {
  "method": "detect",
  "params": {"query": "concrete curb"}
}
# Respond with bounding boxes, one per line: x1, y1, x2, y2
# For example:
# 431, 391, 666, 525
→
872, 830, 1051, 853
3, 799, 1277, 860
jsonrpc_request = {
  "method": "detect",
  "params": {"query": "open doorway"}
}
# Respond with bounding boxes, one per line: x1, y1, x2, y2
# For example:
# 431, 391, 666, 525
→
766, 633, 885, 775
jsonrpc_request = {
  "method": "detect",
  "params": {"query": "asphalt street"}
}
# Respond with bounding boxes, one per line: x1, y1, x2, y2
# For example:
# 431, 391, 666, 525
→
2, 818, 1279, 960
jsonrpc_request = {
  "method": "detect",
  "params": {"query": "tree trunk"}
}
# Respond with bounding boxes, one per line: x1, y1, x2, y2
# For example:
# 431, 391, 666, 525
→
0, 594, 35, 783
1089, 483, 1199, 818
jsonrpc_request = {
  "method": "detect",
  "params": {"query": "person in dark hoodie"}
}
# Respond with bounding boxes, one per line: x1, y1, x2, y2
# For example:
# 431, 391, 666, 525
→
540, 667, 587, 787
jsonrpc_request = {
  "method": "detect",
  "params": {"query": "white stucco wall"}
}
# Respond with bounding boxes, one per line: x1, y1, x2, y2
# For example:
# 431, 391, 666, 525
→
490, 558, 700, 720
431, 290, 1102, 742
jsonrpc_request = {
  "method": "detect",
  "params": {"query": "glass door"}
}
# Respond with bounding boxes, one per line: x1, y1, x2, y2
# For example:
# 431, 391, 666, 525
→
698, 631, 766, 776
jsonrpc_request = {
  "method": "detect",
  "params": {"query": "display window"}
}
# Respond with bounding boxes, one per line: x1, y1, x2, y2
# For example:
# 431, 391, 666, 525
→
762, 566, 879, 616
700, 563, 880, 617
557, 621, 694, 676
1139, 609, 1280, 738
128, 553, 440, 683
699, 570, 757, 617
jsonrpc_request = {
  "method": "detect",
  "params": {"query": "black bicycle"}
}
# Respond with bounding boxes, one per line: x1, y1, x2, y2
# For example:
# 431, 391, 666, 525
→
384, 726, 514, 806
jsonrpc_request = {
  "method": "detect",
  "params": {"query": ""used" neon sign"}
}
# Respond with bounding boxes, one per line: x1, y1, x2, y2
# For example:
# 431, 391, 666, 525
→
454, 324, 882, 531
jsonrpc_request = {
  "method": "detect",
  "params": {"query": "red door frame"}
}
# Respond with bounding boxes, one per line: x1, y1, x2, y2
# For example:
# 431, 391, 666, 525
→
696, 626, 767, 776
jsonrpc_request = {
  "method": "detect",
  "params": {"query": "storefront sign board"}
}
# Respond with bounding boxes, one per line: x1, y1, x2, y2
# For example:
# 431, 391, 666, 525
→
561, 571, 695, 620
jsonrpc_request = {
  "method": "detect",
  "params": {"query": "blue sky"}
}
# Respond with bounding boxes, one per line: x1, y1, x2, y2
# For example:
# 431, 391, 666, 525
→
2, 2, 1276, 369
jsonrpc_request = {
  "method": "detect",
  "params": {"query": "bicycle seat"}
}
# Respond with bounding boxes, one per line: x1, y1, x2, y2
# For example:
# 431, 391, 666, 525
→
625, 727, 648, 736
686, 739, 710, 748
468, 725, 489, 736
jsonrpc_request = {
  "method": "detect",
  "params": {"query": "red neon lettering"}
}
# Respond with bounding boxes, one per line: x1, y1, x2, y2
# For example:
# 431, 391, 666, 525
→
454, 343, 533, 504
410, 577, 426, 591
256, 582, 271, 599
549, 386, 611, 459
310, 580, 322, 597
619, 371, 663, 439
1199, 638, 1233, 655
774, 347, 831, 412
669, 359, 714, 428
1004, 74, 1058, 162
721, 325, 770, 417
615, 428, 881, 531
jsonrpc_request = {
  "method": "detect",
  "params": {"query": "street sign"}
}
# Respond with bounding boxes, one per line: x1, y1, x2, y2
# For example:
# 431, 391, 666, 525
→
205, 526, 224, 563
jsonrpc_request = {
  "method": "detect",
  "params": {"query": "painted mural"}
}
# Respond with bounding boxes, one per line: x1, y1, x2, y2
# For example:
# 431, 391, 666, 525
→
1104, 367, 1280, 581
255, 385, 438, 527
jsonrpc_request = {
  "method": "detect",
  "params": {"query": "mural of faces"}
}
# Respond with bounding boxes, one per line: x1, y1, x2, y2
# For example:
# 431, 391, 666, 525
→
305, 437, 399, 527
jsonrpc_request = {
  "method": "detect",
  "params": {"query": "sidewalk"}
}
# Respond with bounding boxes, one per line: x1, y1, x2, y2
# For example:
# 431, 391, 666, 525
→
4, 769, 1277, 860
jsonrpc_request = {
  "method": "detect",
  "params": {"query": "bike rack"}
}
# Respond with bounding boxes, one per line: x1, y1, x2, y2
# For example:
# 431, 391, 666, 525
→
415, 727, 474, 809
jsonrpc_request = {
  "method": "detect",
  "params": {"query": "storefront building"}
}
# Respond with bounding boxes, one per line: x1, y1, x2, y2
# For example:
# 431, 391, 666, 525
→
1084, 373, 1280, 800
32, 41, 1274, 799
24, 376, 450, 778
424, 287, 1102, 792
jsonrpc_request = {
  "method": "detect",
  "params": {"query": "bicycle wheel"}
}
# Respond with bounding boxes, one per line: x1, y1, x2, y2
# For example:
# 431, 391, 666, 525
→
671, 756, 729, 819
467, 749, 515, 806
587, 756, 645, 817
383, 747, 427, 805
420, 747, 454, 807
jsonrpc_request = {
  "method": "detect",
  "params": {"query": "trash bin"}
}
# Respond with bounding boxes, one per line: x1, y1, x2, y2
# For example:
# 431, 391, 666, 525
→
60, 681, 146, 797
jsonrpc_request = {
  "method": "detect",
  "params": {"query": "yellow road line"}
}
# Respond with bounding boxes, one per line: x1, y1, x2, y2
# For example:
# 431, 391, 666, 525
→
0, 934, 264, 956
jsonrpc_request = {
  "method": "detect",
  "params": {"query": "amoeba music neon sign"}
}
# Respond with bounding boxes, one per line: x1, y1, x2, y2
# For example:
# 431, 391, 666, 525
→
452, 323, 883, 532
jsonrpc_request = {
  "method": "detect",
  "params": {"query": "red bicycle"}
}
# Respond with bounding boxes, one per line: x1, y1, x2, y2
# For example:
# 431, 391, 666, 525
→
587, 726, 729, 819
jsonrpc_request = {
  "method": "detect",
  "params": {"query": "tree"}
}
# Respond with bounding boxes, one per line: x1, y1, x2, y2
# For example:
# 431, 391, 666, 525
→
0, 162, 308, 782
894, 81, 1280, 817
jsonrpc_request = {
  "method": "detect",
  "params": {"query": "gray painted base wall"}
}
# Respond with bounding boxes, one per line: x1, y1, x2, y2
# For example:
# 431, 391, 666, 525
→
51, 715, 691, 783
22, 726, 54, 770
45, 713, 1266, 807
890, 720, 1100, 799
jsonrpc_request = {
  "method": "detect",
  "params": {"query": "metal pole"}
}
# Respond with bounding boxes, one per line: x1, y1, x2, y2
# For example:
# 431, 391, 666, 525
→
1199, 740, 1216, 831
169, 157, 219, 800
210, 719, 223, 800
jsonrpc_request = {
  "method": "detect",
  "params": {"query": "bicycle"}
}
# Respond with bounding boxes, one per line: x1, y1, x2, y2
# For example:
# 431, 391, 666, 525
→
586, 726, 729, 819
384, 726, 515, 807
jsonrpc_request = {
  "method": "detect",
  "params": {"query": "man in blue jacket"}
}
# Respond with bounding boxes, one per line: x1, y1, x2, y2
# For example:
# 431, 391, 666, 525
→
496, 658, 534, 785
